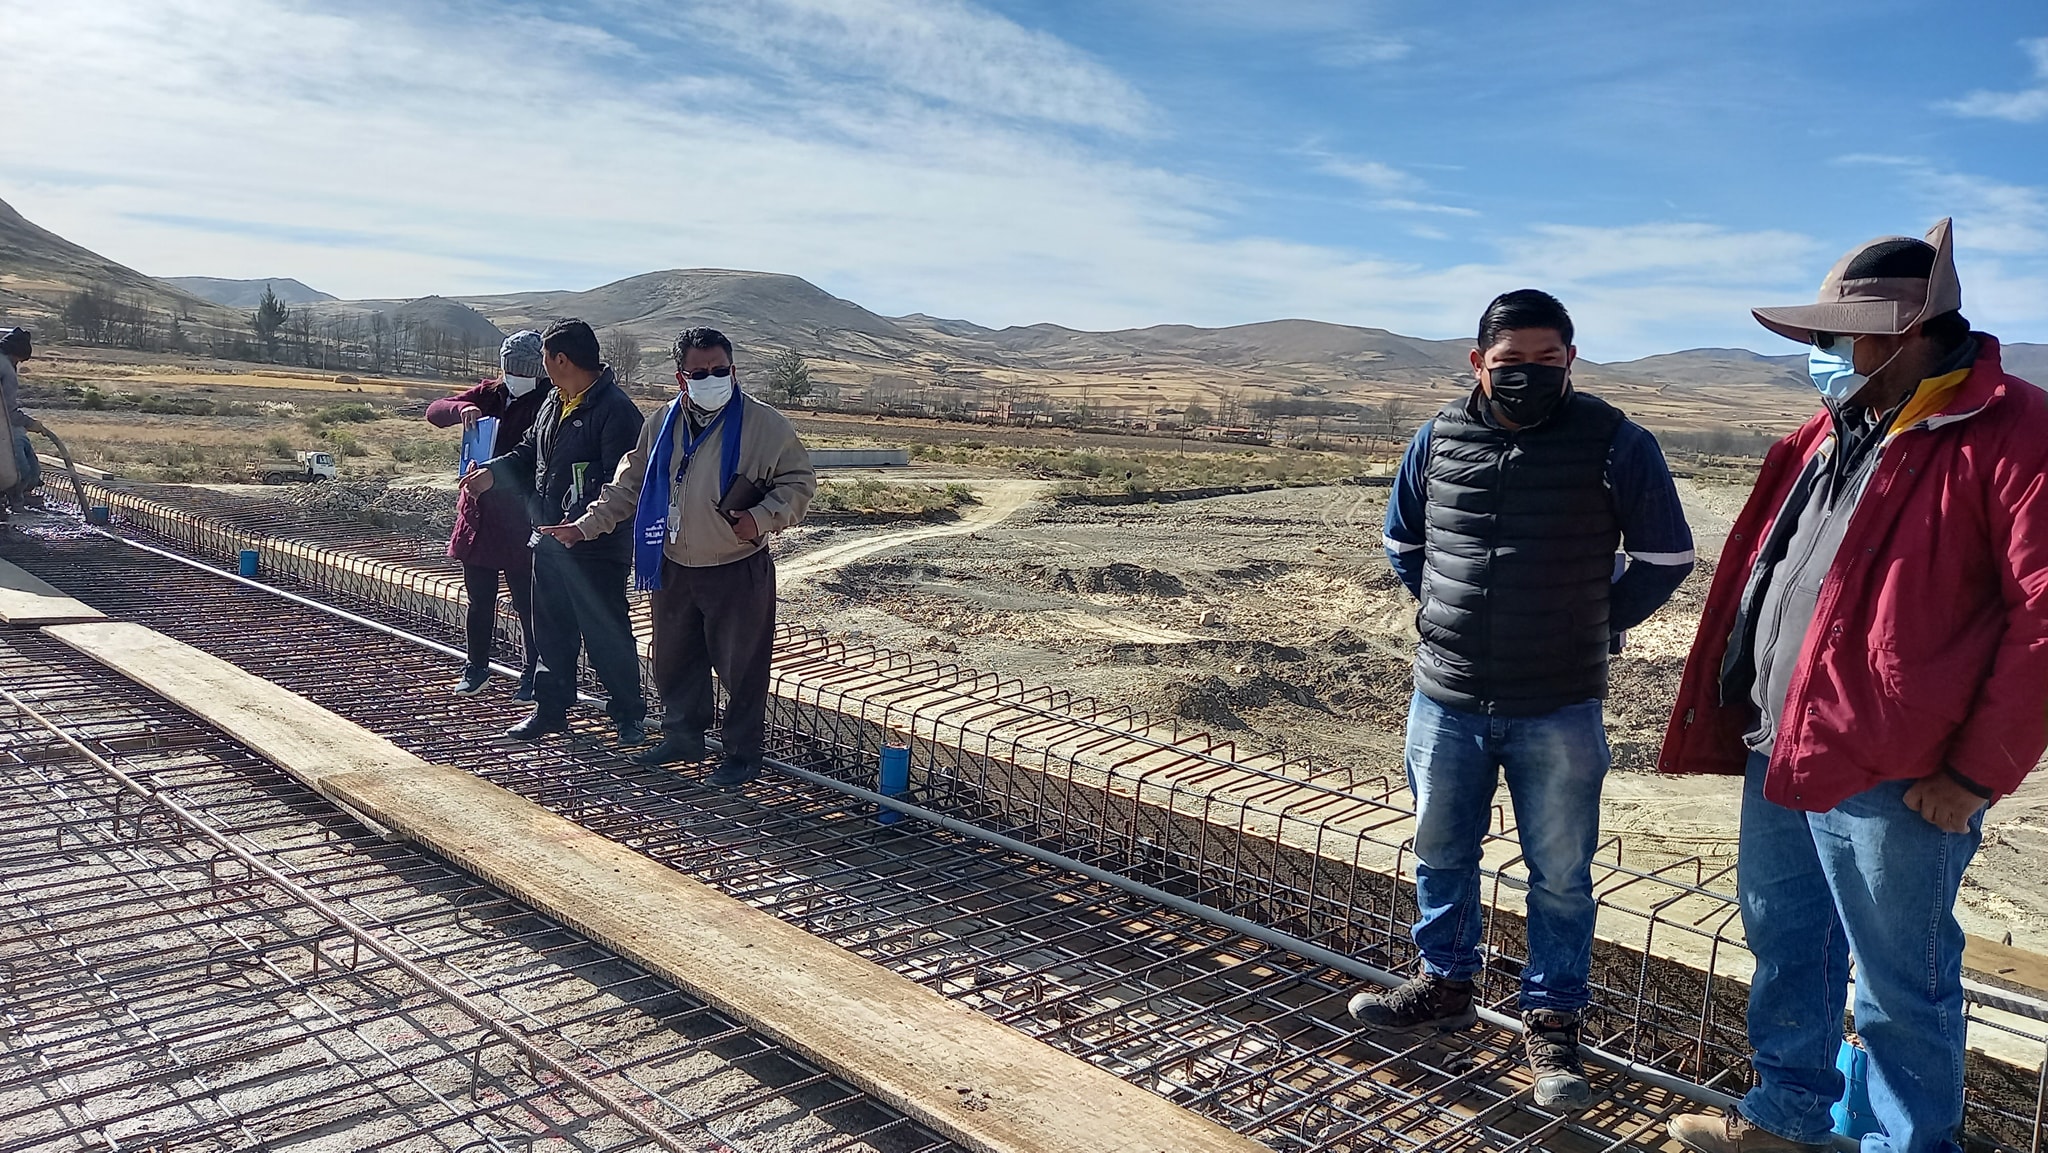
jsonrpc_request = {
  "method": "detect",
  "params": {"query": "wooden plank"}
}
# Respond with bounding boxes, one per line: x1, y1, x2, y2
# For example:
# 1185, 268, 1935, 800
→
0, 558, 107, 626
46, 618, 1264, 1153
331, 763, 1261, 1153
1966, 934, 2048, 999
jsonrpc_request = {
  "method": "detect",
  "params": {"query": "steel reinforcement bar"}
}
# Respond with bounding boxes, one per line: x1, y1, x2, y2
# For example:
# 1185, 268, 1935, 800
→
34, 478, 2048, 1151
0, 628, 957, 1153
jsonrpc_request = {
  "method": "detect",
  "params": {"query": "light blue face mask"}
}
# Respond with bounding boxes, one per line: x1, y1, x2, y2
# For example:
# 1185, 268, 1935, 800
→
1807, 334, 1866, 405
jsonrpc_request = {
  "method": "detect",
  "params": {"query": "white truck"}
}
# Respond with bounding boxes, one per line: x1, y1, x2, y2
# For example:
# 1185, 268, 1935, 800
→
258, 451, 339, 484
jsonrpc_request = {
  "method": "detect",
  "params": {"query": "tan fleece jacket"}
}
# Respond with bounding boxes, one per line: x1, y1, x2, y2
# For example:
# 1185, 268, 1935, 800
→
575, 394, 816, 568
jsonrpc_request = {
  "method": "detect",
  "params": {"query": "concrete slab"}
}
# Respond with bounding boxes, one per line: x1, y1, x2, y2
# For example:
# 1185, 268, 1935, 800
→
44, 617, 1266, 1153
0, 558, 107, 626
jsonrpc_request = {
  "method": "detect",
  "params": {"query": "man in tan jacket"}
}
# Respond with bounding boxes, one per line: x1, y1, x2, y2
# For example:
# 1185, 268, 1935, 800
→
541, 327, 816, 786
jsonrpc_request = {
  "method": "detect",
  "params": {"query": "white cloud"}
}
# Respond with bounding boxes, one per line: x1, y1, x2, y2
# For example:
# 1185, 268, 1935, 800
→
1375, 198, 1482, 218
624, 0, 1154, 135
1941, 38, 2048, 123
0, 0, 1943, 359
1319, 158, 1418, 193
1314, 155, 1478, 218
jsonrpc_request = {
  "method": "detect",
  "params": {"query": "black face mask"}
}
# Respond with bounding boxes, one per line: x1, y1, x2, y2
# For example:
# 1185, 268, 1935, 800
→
1486, 362, 1570, 427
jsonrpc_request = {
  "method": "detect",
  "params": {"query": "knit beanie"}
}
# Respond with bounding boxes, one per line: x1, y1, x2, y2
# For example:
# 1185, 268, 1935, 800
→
500, 330, 544, 379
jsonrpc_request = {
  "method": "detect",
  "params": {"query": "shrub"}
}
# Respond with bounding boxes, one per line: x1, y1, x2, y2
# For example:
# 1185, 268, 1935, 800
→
262, 434, 294, 457
323, 429, 368, 457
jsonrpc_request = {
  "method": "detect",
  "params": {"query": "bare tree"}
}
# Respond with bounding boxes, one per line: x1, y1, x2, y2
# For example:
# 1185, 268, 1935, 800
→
606, 329, 645, 388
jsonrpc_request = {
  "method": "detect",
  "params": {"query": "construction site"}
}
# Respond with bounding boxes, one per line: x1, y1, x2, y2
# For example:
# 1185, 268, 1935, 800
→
0, 460, 2045, 1153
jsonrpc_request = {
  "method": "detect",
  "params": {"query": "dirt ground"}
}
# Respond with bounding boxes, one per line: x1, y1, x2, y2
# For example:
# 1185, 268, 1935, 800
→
768, 473, 2048, 953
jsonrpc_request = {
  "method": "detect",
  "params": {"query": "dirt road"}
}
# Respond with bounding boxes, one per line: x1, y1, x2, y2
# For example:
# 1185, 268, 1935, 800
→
775, 478, 1053, 588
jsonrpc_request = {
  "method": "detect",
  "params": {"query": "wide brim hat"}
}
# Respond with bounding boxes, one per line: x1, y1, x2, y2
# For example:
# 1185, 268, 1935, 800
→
1752, 218, 1960, 343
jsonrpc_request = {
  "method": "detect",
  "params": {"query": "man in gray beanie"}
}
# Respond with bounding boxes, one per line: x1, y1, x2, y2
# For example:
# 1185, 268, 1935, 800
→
426, 330, 553, 697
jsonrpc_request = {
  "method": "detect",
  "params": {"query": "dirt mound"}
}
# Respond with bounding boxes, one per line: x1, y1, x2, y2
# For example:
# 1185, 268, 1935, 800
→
1023, 561, 1186, 596
290, 479, 456, 540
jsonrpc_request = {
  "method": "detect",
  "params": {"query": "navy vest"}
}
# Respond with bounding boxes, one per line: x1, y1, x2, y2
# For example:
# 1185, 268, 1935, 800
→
1415, 389, 1624, 715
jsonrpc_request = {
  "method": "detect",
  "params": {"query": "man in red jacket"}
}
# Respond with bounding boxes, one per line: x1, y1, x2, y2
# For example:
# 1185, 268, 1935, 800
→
1663, 219, 2048, 1153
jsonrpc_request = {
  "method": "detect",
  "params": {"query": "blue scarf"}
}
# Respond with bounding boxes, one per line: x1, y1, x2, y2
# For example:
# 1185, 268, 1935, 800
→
633, 393, 745, 591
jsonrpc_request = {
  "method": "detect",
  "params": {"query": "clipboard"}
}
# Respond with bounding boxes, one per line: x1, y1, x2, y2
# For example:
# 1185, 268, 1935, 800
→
718, 475, 765, 520
459, 416, 498, 481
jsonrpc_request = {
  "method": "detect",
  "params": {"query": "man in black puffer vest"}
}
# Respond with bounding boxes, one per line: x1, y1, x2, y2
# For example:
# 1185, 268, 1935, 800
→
1351, 290, 1695, 1109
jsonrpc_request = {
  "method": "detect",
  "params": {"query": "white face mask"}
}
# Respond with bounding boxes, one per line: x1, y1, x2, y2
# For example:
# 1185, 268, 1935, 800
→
687, 372, 734, 411
502, 374, 539, 397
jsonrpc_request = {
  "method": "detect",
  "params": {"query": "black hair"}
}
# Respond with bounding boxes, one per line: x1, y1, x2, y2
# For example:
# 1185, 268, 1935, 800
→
0, 327, 31, 358
1844, 238, 1936, 280
1920, 309, 1972, 352
1477, 289, 1573, 350
541, 318, 602, 372
673, 326, 734, 366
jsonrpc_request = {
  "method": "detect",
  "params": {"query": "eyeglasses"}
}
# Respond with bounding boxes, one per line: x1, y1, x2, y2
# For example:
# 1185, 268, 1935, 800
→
1810, 331, 1839, 349
678, 366, 733, 381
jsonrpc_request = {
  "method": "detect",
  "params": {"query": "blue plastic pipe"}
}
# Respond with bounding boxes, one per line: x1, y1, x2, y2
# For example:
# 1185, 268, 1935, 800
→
878, 744, 910, 825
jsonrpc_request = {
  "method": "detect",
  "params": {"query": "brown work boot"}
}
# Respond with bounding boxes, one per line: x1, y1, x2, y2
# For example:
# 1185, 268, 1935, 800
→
1668, 1113, 1829, 1153
1522, 1009, 1592, 1109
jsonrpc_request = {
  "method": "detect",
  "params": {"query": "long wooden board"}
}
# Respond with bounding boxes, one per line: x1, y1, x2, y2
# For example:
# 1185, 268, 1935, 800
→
0, 558, 106, 626
41, 618, 1263, 1153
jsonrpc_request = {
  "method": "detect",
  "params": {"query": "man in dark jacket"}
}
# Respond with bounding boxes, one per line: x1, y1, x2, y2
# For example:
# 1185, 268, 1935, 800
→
463, 319, 648, 744
1664, 221, 2048, 1153
1353, 290, 1694, 1109
1, 327, 45, 513
427, 329, 553, 699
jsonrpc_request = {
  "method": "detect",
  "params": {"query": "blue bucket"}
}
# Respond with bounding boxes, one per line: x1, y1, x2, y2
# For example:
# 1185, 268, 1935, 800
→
1832, 1037, 1879, 1140
238, 549, 259, 578
878, 744, 910, 826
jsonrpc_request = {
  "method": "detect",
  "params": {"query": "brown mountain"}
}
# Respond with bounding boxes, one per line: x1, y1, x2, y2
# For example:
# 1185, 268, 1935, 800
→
5, 196, 2039, 431
0, 196, 236, 324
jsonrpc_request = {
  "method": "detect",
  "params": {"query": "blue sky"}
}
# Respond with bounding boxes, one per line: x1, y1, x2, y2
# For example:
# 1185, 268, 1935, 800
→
3, 0, 2043, 359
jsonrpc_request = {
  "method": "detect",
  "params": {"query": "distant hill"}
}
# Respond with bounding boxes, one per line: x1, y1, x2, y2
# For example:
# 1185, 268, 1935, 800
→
2001, 342, 2048, 384
1599, 347, 1809, 391
389, 296, 504, 347
299, 294, 507, 349
26, 197, 2048, 432
459, 269, 919, 351
163, 276, 336, 308
0, 196, 235, 324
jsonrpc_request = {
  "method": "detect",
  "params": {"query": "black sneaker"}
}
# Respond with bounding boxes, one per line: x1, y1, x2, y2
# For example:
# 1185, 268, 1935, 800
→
506, 709, 570, 740
632, 731, 708, 767
452, 668, 490, 695
708, 759, 762, 789
513, 673, 536, 702
615, 719, 649, 747
1523, 1009, 1593, 1110
1347, 973, 1477, 1034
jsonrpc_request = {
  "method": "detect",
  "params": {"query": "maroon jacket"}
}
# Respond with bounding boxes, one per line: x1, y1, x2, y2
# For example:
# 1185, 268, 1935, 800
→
427, 377, 552, 570
1659, 337, 2048, 810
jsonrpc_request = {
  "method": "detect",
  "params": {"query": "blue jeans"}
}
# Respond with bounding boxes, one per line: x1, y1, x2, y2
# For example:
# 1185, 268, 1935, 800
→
1404, 690, 1609, 1012
9, 429, 37, 490
1738, 751, 1981, 1153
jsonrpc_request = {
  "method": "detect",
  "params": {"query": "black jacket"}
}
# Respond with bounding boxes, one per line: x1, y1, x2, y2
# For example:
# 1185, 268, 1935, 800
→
1415, 389, 1624, 715
484, 366, 645, 563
